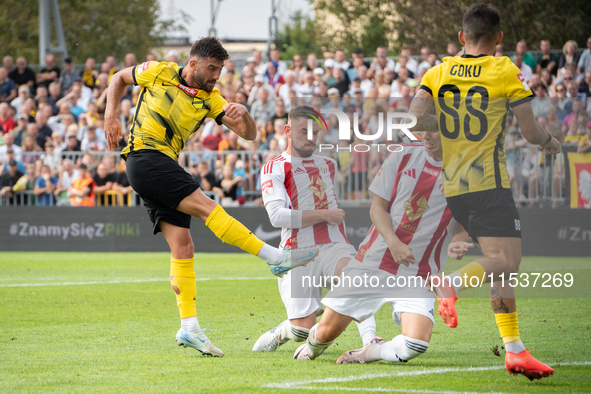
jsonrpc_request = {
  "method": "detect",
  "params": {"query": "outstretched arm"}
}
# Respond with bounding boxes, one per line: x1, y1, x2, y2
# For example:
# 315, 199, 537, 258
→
511, 101, 561, 154
265, 199, 345, 229
104, 67, 135, 150
408, 89, 438, 131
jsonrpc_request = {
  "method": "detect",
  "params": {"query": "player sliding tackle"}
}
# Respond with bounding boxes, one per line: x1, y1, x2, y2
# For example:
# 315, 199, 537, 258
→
294, 131, 473, 364
408, 4, 559, 380
104, 37, 318, 358
253, 106, 376, 352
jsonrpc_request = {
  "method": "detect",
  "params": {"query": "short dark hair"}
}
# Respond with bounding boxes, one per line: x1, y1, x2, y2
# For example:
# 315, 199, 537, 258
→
531, 83, 547, 93
462, 4, 501, 45
289, 105, 319, 124
190, 37, 229, 62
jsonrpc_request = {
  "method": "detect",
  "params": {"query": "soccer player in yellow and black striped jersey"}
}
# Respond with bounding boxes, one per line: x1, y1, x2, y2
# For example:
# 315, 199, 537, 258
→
104, 37, 318, 357
409, 4, 560, 381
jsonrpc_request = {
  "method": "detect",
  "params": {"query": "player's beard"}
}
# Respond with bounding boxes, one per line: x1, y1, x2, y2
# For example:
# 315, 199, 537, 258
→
293, 142, 315, 158
193, 70, 215, 92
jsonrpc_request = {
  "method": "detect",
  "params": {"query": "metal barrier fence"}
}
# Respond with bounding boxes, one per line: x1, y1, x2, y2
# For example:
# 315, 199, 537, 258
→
0, 145, 578, 208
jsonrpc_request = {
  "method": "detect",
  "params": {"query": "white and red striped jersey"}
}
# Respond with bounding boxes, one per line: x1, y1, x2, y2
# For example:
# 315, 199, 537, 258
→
261, 152, 350, 249
354, 144, 456, 278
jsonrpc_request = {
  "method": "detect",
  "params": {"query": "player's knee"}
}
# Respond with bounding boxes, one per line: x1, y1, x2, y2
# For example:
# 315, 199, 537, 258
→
172, 238, 194, 259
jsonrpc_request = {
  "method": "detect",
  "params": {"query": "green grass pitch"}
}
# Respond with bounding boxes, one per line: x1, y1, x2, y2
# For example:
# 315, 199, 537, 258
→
1, 252, 590, 393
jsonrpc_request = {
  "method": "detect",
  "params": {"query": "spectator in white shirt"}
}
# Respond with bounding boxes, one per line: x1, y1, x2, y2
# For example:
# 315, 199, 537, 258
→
396, 47, 418, 75
80, 125, 107, 152
297, 71, 320, 97
248, 75, 276, 105
250, 88, 276, 126
10, 85, 30, 115
374, 46, 395, 71
0, 133, 23, 162
418, 49, 441, 72
278, 70, 300, 107
513, 53, 533, 82
334, 49, 350, 71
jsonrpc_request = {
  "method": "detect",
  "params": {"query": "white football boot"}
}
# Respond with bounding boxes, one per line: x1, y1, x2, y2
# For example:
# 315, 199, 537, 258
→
268, 246, 320, 277
176, 328, 224, 357
252, 321, 290, 352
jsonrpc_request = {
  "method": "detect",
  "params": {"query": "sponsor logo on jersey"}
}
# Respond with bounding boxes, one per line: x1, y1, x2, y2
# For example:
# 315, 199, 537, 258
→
517, 72, 530, 91
138, 61, 151, 74
178, 84, 199, 97
262, 180, 274, 196
422, 167, 439, 177
403, 193, 430, 222
308, 176, 327, 199
403, 169, 416, 179
303, 162, 316, 168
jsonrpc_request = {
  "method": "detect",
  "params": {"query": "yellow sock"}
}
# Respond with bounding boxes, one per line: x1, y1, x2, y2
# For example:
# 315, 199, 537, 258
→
205, 205, 264, 256
452, 262, 486, 290
170, 258, 196, 319
495, 312, 521, 344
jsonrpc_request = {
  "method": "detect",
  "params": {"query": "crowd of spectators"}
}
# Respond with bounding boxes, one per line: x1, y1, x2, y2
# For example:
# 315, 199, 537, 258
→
1, 36, 591, 207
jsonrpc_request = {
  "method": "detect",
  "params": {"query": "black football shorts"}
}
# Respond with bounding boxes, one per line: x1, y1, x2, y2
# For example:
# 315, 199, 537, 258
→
445, 188, 521, 240
126, 149, 200, 235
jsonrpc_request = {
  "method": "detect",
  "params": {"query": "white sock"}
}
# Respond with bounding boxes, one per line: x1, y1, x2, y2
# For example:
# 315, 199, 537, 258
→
307, 324, 334, 357
181, 316, 201, 332
356, 316, 377, 346
257, 244, 284, 265
447, 273, 463, 294
280, 320, 310, 342
505, 340, 526, 353
380, 334, 429, 363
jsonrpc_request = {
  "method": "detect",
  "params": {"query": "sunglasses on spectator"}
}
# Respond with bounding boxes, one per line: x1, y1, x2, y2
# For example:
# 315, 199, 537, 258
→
564, 76, 573, 80
556, 88, 565, 92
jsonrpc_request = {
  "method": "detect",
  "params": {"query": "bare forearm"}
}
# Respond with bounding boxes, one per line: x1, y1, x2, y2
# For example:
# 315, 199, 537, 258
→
301, 210, 327, 228
370, 203, 399, 246
524, 120, 549, 145
94, 185, 111, 193
241, 112, 257, 140
105, 73, 129, 121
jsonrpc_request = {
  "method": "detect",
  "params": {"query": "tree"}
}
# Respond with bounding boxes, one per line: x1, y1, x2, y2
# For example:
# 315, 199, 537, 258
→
390, 0, 591, 54
303, 0, 591, 56
0, 0, 190, 64
275, 10, 324, 60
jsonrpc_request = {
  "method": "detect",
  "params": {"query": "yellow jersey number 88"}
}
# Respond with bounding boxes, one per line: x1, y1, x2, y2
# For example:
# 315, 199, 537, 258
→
438, 84, 490, 142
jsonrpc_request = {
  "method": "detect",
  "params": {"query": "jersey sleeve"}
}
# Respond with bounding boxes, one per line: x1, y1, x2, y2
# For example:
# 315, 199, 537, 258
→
260, 160, 288, 206
503, 60, 534, 108
369, 151, 403, 201
207, 90, 228, 125
132, 61, 168, 88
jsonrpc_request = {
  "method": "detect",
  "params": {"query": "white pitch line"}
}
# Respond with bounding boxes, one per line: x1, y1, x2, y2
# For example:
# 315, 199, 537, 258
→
294, 387, 507, 394
0, 277, 275, 287
265, 361, 591, 391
